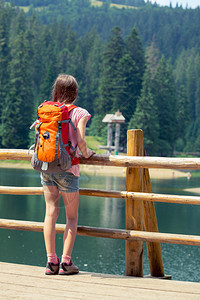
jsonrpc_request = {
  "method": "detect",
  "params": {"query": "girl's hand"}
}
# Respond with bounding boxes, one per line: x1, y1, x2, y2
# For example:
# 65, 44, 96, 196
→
85, 148, 96, 159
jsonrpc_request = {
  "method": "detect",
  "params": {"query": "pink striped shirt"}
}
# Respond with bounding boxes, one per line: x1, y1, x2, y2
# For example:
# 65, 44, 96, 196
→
67, 106, 91, 177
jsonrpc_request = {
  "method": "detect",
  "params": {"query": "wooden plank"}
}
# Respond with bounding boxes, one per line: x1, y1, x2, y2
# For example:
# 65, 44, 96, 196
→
0, 186, 44, 195
0, 219, 200, 246
1, 186, 200, 206
1, 149, 200, 169
126, 130, 144, 276
0, 263, 200, 300
81, 155, 200, 169
1, 186, 200, 205
143, 168, 164, 277
0, 149, 32, 161
1, 262, 199, 292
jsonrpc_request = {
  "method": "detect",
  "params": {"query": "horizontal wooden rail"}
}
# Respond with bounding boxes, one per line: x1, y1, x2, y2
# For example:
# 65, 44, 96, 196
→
0, 219, 200, 246
0, 186, 44, 195
1, 186, 200, 205
1, 149, 200, 169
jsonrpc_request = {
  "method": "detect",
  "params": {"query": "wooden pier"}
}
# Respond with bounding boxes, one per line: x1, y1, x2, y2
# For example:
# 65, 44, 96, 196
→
0, 129, 200, 297
1, 262, 200, 299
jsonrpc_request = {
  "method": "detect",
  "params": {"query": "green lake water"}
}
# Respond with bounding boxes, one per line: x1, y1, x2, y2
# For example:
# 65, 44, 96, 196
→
0, 167, 200, 282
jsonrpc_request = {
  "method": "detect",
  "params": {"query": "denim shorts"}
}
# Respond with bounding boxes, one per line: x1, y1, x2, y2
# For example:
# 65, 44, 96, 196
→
41, 172, 79, 193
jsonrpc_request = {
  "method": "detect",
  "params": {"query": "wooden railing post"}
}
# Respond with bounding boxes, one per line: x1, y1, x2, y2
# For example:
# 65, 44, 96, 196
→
143, 168, 165, 277
125, 129, 144, 276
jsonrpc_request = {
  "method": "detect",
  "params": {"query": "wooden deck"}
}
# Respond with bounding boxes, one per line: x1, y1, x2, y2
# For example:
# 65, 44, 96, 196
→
0, 262, 199, 299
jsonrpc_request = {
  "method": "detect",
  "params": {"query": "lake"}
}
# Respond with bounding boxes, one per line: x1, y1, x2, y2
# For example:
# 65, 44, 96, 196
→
0, 167, 200, 282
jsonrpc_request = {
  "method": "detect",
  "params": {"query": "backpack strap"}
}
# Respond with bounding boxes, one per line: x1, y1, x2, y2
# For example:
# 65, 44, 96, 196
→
55, 125, 61, 160
34, 122, 42, 159
61, 104, 79, 164
68, 104, 77, 112
60, 104, 77, 130
63, 141, 77, 159
61, 119, 76, 131
68, 105, 77, 130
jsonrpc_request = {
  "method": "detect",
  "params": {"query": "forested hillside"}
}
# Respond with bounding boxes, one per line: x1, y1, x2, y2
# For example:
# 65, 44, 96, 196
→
0, 0, 200, 155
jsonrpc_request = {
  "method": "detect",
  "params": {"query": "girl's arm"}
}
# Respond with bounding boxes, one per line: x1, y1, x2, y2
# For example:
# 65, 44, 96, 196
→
77, 116, 95, 158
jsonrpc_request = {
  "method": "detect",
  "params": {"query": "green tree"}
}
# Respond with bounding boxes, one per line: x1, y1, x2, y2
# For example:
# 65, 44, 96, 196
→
126, 25, 145, 88
152, 56, 177, 156
177, 85, 189, 135
145, 38, 160, 78
1, 18, 33, 148
112, 53, 140, 146
129, 67, 160, 155
113, 53, 139, 119
40, 62, 56, 101
175, 84, 189, 151
98, 26, 125, 114
83, 32, 103, 115
38, 24, 57, 98
174, 49, 200, 152
186, 52, 198, 121
56, 25, 78, 75
0, 4, 14, 146
27, 15, 44, 101
195, 76, 200, 120
91, 26, 125, 138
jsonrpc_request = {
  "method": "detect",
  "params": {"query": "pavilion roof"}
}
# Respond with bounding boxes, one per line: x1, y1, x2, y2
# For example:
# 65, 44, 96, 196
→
102, 110, 125, 123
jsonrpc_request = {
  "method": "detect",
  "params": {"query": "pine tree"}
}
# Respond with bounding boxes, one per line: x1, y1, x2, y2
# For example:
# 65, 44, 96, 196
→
152, 56, 177, 156
125, 25, 145, 92
186, 51, 197, 122
178, 85, 189, 133
0, 5, 14, 146
145, 38, 160, 78
66, 43, 85, 106
98, 26, 125, 114
0, 6, 11, 94
195, 76, 200, 120
129, 67, 160, 155
112, 53, 139, 119
1, 15, 33, 148
111, 53, 140, 146
175, 49, 200, 152
56, 25, 78, 76
38, 24, 57, 98
91, 26, 125, 138
193, 52, 200, 120
83, 32, 103, 115
27, 15, 43, 101
173, 49, 187, 86
40, 62, 56, 101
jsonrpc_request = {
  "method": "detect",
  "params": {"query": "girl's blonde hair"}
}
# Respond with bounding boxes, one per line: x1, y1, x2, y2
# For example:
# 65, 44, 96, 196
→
52, 74, 78, 104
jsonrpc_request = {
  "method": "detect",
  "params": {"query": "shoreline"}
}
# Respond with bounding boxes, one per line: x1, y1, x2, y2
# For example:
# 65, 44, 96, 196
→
184, 188, 200, 194
80, 165, 189, 179
1, 162, 198, 194
0, 161, 189, 179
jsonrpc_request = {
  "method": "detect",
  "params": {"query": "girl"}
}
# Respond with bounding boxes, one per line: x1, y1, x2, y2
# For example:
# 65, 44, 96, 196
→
41, 74, 94, 275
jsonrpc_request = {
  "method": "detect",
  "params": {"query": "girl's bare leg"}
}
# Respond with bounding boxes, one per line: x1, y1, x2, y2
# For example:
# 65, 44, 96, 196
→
61, 191, 79, 257
43, 185, 59, 255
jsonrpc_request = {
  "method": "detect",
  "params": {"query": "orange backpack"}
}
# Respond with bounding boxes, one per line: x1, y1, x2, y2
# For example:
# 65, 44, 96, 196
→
30, 100, 79, 173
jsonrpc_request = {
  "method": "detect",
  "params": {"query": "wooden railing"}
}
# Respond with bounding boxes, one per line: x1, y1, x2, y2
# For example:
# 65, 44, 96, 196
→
0, 129, 200, 278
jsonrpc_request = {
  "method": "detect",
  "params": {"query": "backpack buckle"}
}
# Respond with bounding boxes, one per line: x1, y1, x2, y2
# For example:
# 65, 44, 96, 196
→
42, 131, 50, 139
58, 122, 62, 129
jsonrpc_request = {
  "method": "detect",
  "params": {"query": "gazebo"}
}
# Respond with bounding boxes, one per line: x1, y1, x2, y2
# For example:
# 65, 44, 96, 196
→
101, 110, 125, 154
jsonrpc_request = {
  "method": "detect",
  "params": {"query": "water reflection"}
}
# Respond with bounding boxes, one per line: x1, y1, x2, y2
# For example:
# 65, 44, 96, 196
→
0, 167, 200, 282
